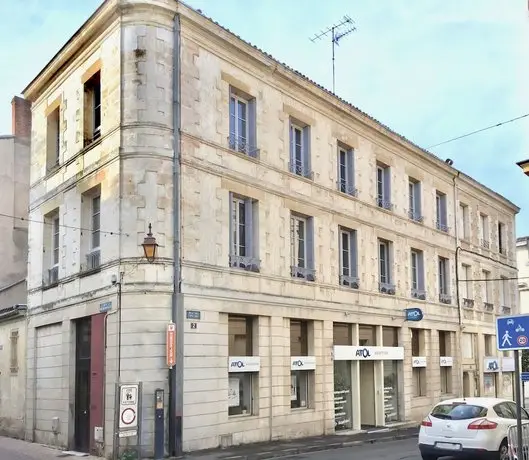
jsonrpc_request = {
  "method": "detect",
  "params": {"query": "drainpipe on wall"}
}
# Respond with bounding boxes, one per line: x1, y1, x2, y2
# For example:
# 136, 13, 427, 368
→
452, 171, 464, 397
169, 12, 184, 458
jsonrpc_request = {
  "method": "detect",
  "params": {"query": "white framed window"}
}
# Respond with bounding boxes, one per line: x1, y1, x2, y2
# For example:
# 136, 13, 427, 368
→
500, 276, 508, 307
461, 264, 472, 300
376, 164, 391, 210
10, 329, 19, 374
337, 146, 356, 196
46, 107, 60, 170
52, 216, 60, 269
91, 195, 101, 251
480, 213, 489, 247
378, 239, 394, 293
339, 228, 358, 287
289, 121, 311, 178
438, 257, 450, 303
229, 193, 258, 270
459, 203, 469, 239
462, 333, 474, 359
290, 214, 315, 280
408, 180, 421, 221
482, 270, 491, 304
498, 222, 506, 255
290, 320, 311, 410
411, 249, 424, 296
436, 192, 448, 232
84, 71, 101, 146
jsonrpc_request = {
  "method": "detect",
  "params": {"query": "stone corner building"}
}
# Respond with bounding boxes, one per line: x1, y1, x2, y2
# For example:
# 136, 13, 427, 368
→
22, 0, 519, 457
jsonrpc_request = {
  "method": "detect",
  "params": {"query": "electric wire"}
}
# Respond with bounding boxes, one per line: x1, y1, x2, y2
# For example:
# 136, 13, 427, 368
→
0, 212, 129, 237
426, 113, 529, 149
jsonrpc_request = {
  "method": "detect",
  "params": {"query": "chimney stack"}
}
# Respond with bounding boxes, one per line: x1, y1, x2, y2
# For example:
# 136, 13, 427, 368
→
11, 96, 31, 139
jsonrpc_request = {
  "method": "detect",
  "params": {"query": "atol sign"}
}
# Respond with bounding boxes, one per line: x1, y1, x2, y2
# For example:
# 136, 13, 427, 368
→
405, 308, 424, 322
290, 356, 316, 370
228, 356, 261, 373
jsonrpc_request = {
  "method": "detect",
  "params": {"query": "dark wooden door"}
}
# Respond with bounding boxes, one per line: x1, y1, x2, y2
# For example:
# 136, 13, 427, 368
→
74, 317, 91, 452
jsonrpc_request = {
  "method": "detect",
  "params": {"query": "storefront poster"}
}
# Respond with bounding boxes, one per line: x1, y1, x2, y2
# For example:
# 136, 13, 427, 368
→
291, 374, 298, 401
483, 374, 496, 397
228, 378, 240, 407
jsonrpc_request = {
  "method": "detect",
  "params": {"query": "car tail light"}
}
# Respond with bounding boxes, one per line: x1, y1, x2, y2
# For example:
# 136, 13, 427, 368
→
467, 419, 498, 430
421, 416, 432, 427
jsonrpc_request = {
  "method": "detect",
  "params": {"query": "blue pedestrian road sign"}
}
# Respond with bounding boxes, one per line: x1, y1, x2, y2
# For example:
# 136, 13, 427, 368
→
496, 315, 529, 351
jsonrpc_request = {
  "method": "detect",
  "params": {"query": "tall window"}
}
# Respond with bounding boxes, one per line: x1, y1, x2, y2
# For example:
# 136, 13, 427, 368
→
229, 88, 257, 157
290, 214, 315, 281
50, 215, 60, 283
376, 164, 392, 210
230, 193, 259, 271
46, 106, 60, 170
289, 121, 311, 178
290, 320, 311, 409
228, 315, 256, 416
461, 264, 473, 307
438, 257, 450, 303
339, 227, 358, 288
378, 239, 394, 294
482, 269, 492, 309
10, 329, 19, 374
439, 331, 452, 394
408, 179, 422, 222
410, 249, 425, 299
412, 329, 426, 397
480, 213, 489, 248
83, 71, 101, 147
337, 146, 356, 196
435, 192, 448, 232
500, 276, 508, 308
86, 195, 101, 269
459, 203, 469, 240
498, 222, 506, 255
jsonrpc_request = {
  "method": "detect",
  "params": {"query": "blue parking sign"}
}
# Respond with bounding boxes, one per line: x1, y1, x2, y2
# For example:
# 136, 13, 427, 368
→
496, 315, 529, 351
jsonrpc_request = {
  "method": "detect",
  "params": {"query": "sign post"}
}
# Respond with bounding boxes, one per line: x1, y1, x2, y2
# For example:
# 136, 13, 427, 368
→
496, 314, 529, 457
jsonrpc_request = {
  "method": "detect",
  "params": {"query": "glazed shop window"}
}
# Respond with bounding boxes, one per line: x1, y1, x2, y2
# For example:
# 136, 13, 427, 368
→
290, 319, 311, 409
229, 373, 254, 416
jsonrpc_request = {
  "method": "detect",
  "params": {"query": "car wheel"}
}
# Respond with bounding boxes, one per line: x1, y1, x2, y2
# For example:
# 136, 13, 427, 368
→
498, 440, 509, 460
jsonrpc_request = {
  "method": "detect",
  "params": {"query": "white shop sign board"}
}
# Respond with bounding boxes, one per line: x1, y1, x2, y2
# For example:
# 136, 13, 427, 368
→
228, 356, 261, 373
333, 345, 404, 361
291, 356, 316, 370
440, 356, 453, 367
412, 356, 427, 368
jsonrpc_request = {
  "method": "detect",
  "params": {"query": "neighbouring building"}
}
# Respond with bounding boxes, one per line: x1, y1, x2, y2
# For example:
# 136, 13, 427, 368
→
0, 96, 31, 438
517, 236, 529, 313
22, 0, 519, 456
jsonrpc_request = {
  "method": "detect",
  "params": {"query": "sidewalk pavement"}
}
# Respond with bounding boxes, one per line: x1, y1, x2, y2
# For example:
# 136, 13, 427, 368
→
0, 436, 101, 460
1, 424, 419, 460
185, 424, 420, 460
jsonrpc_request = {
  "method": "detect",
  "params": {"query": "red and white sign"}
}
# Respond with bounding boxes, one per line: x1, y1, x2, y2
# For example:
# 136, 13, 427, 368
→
166, 323, 176, 368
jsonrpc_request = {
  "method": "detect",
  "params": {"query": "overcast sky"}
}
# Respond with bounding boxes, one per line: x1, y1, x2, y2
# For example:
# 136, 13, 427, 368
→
1, 0, 528, 235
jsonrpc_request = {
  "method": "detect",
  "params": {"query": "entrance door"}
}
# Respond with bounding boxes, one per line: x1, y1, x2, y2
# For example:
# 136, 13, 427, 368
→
359, 361, 376, 428
74, 317, 91, 452
463, 371, 471, 397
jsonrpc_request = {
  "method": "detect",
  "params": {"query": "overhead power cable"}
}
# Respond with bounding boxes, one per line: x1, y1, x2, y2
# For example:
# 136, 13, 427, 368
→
426, 113, 529, 149
0, 212, 129, 237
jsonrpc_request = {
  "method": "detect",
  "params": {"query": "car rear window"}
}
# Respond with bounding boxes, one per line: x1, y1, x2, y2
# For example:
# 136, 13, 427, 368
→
431, 403, 487, 420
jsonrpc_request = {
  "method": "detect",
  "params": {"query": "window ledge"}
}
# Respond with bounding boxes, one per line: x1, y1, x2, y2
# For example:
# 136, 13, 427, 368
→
42, 282, 59, 291
228, 413, 257, 419
79, 267, 102, 278
291, 406, 314, 412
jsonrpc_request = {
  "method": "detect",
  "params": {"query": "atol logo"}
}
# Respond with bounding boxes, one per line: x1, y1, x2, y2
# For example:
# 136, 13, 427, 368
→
440, 358, 447, 365
231, 360, 245, 369
292, 360, 304, 367
355, 348, 371, 358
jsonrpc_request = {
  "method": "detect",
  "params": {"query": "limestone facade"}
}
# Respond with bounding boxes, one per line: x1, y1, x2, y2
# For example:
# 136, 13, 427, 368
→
22, 0, 519, 455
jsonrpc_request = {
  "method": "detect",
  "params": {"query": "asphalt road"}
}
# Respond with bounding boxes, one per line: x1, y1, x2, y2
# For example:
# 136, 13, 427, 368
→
282, 438, 438, 460
0, 436, 100, 460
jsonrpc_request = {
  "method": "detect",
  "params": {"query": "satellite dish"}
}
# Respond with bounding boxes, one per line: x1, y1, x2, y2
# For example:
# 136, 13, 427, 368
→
445, 158, 454, 166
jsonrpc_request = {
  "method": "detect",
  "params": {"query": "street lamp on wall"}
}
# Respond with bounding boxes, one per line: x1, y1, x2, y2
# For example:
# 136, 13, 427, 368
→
516, 159, 529, 176
142, 223, 158, 262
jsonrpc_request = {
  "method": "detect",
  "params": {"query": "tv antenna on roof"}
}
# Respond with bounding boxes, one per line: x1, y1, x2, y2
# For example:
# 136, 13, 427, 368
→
310, 15, 357, 94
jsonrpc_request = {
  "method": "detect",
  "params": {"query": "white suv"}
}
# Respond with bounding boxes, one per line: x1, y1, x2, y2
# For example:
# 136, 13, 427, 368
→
418, 397, 528, 460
